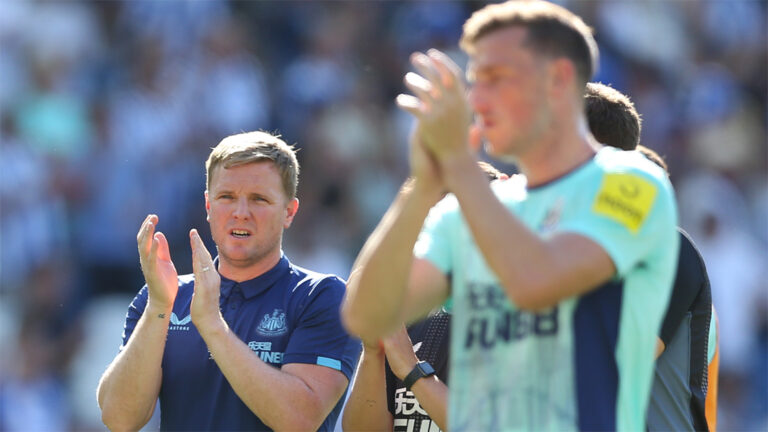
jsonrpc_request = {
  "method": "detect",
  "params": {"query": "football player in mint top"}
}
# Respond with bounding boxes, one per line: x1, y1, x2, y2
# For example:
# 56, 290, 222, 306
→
342, 1, 678, 430
98, 131, 360, 431
343, 163, 506, 432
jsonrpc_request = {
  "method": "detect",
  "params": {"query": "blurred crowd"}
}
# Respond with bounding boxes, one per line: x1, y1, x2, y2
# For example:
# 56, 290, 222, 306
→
0, 1, 765, 430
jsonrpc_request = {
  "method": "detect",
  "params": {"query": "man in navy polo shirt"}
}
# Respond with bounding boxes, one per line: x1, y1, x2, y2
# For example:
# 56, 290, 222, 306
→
97, 131, 360, 431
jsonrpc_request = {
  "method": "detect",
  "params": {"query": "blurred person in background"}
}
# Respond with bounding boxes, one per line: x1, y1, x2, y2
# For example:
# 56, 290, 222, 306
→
677, 171, 766, 428
0, 315, 72, 431
96, 132, 360, 431
0, 258, 83, 432
585, 82, 719, 431
344, 316, 450, 432
343, 1, 679, 430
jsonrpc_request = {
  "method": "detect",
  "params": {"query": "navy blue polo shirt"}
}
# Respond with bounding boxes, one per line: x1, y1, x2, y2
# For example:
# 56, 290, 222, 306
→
120, 255, 361, 431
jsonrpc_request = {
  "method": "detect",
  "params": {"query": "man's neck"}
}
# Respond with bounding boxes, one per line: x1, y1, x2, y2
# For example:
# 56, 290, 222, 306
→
517, 117, 599, 188
217, 250, 282, 283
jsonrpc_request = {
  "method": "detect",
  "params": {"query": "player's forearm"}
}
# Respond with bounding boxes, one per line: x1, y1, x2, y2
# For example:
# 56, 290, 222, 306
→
342, 348, 393, 432
97, 302, 170, 431
410, 375, 449, 431
342, 179, 439, 340
441, 156, 570, 309
199, 322, 336, 431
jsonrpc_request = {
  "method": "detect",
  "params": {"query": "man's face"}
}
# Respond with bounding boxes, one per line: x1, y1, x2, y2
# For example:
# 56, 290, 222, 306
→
467, 26, 552, 158
205, 161, 297, 269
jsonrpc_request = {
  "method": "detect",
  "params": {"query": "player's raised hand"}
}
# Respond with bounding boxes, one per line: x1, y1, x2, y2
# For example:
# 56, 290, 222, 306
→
405, 122, 445, 201
137, 214, 179, 310
396, 49, 473, 164
189, 228, 224, 333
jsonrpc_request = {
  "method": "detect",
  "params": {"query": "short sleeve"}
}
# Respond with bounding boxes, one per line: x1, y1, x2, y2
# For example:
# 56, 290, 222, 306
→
558, 170, 678, 277
283, 277, 361, 381
413, 195, 458, 276
120, 285, 149, 351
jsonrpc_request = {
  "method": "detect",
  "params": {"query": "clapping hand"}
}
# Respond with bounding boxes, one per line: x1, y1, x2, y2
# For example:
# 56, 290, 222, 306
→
189, 229, 224, 333
137, 214, 179, 311
396, 49, 473, 166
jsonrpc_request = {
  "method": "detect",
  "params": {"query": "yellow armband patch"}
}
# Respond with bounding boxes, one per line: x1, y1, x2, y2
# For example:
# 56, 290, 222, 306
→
592, 173, 657, 234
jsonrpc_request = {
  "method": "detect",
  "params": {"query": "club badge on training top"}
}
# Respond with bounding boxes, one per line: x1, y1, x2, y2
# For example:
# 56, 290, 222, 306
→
257, 309, 288, 336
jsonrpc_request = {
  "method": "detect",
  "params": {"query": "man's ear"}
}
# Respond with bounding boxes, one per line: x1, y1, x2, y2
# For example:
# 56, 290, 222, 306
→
284, 198, 299, 229
548, 57, 577, 98
204, 190, 210, 222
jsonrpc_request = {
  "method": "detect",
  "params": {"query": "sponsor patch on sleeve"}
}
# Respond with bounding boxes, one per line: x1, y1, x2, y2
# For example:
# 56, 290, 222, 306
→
592, 173, 657, 234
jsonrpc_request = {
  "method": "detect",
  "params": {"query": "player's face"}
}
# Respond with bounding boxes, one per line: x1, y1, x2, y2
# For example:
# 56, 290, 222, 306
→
206, 161, 297, 270
467, 26, 552, 158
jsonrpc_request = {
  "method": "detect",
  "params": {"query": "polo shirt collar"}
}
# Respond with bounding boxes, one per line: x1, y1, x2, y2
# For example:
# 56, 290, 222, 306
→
216, 254, 291, 300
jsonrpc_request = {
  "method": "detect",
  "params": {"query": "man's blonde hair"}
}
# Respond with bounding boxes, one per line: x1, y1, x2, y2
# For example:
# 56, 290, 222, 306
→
205, 131, 300, 199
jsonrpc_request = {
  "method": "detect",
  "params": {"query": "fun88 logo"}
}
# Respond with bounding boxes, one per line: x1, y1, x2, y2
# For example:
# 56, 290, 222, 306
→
463, 283, 558, 349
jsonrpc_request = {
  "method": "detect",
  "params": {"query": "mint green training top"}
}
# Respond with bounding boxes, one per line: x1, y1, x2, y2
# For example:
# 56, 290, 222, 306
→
414, 146, 679, 431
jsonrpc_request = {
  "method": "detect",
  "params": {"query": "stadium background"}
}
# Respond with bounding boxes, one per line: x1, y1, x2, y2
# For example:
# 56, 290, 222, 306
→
0, 0, 765, 430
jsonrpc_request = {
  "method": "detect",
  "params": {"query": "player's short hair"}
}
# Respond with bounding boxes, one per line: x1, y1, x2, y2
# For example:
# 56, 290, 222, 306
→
460, 0, 598, 86
583, 83, 667, 174
585, 82, 642, 151
206, 131, 300, 199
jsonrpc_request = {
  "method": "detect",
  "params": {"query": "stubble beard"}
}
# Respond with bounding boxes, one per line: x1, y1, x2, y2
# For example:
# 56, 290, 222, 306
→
216, 234, 282, 270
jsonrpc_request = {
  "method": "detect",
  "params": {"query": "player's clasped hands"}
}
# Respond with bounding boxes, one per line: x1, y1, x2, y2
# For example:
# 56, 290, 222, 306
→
396, 49, 473, 166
